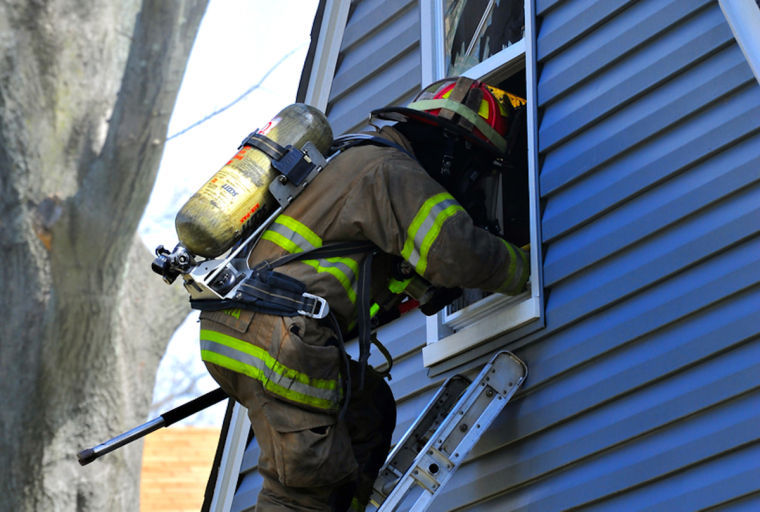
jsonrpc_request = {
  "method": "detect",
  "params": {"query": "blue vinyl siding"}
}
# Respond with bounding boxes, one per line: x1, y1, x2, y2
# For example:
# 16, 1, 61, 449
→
325, 0, 421, 135
427, 0, 760, 510
228, 0, 760, 509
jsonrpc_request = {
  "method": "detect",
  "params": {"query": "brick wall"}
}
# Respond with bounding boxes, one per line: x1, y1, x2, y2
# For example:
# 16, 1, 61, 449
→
140, 427, 221, 512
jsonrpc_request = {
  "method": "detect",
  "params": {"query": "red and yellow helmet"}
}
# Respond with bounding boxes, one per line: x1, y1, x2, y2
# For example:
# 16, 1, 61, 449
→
373, 76, 525, 155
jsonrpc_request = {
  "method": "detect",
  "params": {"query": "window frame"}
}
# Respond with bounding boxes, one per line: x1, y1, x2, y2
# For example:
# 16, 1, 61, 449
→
420, 0, 544, 367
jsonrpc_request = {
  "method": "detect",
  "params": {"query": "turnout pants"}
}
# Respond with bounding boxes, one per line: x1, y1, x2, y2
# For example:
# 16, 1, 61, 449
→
200, 311, 396, 512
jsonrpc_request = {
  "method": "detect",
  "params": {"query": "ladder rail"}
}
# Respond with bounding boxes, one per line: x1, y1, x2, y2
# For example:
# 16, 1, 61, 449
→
369, 351, 527, 512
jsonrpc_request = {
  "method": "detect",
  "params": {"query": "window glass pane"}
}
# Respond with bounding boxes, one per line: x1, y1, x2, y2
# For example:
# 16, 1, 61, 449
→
444, 0, 525, 76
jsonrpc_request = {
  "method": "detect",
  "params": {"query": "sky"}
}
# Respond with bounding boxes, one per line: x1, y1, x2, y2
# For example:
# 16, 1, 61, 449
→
138, 0, 319, 425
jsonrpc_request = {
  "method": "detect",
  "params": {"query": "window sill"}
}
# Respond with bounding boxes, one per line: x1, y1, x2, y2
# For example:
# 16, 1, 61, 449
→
422, 294, 539, 367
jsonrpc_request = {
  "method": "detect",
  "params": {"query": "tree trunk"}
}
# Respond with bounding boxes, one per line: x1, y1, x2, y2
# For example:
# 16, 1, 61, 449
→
0, 0, 207, 510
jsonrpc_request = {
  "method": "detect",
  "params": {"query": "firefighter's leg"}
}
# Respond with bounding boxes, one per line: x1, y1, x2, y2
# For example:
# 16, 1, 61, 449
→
201, 312, 357, 511
331, 360, 397, 511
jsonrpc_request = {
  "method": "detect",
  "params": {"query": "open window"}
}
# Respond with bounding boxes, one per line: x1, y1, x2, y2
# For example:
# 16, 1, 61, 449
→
420, 0, 544, 367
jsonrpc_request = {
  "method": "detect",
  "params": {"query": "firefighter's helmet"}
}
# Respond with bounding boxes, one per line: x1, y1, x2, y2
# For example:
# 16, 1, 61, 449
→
372, 76, 525, 155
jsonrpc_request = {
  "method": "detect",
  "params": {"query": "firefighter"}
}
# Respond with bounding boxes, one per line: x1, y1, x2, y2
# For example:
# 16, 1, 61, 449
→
198, 77, 529, 511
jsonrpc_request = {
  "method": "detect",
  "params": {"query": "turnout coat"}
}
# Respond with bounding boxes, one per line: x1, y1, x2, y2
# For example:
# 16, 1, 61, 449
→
198, 125, 528, 510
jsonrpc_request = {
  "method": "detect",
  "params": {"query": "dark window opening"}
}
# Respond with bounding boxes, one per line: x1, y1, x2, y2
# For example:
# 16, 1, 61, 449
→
448, 66, 530, 313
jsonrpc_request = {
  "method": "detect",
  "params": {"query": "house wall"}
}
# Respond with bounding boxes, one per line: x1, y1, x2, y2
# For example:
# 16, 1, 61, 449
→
229, 0, 760, 510
431, 0, 760, 510
323, 0, 422, 135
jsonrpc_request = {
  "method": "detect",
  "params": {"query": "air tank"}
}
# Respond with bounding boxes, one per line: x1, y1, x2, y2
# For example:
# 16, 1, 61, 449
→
175, 104, 333, 258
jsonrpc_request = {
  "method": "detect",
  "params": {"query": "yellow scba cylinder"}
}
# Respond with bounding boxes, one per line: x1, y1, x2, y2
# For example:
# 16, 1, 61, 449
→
175, 104, 333, 258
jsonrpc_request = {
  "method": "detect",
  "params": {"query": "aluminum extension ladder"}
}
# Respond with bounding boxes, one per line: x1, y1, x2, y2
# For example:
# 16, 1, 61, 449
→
367, 351, 527, 512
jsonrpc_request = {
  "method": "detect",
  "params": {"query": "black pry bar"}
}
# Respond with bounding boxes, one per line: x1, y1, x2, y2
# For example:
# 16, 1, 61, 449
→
77, 387, 228, 466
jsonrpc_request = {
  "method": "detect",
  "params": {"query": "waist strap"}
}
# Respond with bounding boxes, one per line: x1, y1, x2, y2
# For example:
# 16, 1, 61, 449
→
191, 266, 328, 319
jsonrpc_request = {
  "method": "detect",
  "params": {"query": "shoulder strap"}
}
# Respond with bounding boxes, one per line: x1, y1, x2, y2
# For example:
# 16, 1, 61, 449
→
330, 133, 415, 160
267, 240, 377, 270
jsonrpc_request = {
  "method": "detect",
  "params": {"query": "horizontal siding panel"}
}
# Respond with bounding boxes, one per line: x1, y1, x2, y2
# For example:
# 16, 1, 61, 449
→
542, 83, 760, 243
340, 0, 416, 51
545, 185, 760, 326
708, 492, 760, 512
539, 0, 726, 143
537, 0, 633, 60
327, 48, 420, 135
417, 3, 760, 512
539, 45, 755, 197
345, 309, 427, 368
589, 443, 760, 512
535, 0, 562, 17
513, 286, 760, 444
229, 2, 760, 510
325, 0, 420, 136
329, 13, 419, 108
471, 280, 760, 461
543, 131, 760, 284
376, 348, 436, 405
472, 388, 760, 511
430, 337, 760, 510
538, 0, 712, 106
523, 244, 759, 392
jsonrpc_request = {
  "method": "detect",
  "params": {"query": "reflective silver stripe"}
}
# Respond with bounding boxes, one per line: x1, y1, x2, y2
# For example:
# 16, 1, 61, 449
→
200, 339, 340, 404
263, 215, 360, 303
311, 257, 357, 285
267, 221, 318, 251
406, 197, 462, 270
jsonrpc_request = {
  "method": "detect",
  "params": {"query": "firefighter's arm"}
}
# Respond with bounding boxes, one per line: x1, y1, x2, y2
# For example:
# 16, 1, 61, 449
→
345, 154, 529, 295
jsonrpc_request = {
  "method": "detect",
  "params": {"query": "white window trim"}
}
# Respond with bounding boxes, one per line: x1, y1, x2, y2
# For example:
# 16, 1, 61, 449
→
303, 0, 352, 111
719, 0, 760, 87
207, 404, 251, 512
421, 0, 544, 367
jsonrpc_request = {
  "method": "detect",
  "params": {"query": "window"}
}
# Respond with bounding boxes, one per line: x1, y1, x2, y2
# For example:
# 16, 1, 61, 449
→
443, 0, 524, 76
420, 0, 543, 367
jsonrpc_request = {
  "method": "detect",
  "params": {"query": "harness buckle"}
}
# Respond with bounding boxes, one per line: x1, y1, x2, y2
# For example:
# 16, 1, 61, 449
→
298, 293, 330, 319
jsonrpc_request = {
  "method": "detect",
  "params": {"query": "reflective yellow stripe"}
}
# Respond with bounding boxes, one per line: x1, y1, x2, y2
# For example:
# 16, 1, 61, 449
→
388, 277, 412, 294
497, 240, 529, 294
263, 214, 359, 304
261, 230, 301, 253
403, 193, 451, 258
402, 193, 464, 276
350, 497, 365, 511
201, 330, 337, 390
200, 329, 340, 410
302, 257, 358, 303
417, 203, 464, 274
202, 351, 336, 410
274, 215, 322, 248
